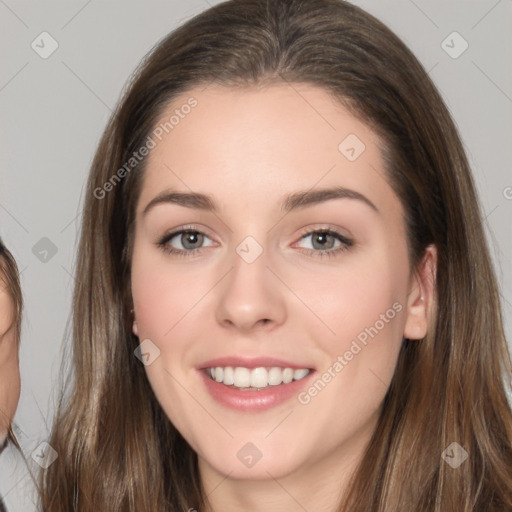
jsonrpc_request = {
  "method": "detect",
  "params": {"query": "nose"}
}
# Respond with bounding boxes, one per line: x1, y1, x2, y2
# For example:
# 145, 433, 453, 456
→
215, 242, 286, 334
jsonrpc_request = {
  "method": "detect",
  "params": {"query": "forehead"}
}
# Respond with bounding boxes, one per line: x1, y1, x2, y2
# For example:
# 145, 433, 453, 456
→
137, 82, 402, 221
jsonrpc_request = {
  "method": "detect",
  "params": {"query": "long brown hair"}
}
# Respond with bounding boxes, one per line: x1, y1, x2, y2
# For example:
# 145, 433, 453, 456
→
0, 237, 23, 450
40, 0, 512, 510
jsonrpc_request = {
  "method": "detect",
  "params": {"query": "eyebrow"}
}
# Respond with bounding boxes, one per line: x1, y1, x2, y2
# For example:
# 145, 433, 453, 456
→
142, 186, 379, 216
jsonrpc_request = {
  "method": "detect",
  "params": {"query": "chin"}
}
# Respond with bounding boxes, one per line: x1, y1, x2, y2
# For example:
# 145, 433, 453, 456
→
197, 438, 308, 481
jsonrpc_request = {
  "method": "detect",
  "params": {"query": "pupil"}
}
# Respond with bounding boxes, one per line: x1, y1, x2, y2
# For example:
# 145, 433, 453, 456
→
314, 232, 332, 249
184, 231, 200, 249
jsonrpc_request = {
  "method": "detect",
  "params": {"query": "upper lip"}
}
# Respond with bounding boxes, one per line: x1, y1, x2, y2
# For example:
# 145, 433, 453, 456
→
199, 356, 315, 370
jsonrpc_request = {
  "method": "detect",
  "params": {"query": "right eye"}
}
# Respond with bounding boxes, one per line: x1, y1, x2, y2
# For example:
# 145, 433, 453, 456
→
157, 227, 216, 257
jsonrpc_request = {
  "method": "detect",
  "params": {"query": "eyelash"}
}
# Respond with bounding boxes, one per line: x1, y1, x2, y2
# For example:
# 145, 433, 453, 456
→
156, 225, 353, 260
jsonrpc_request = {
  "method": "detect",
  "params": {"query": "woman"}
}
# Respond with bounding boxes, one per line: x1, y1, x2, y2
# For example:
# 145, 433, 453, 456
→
40, 0, 512, 510
0, 239, 22, 512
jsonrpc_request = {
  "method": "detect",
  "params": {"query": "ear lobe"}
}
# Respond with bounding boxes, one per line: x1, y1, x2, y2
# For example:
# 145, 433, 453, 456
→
132, 319, 138, 337
403, 244, 437, 340
131, 308, 139, 337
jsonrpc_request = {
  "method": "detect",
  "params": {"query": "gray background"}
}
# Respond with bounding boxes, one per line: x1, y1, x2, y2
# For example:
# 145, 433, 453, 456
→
1, 1, 511, 510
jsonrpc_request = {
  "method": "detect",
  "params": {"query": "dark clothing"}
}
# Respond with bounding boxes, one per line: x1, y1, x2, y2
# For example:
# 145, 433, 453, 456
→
0, 437, 9, 512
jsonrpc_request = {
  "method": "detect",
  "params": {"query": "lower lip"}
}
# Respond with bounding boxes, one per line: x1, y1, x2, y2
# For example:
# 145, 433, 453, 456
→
199, 370, 315, 412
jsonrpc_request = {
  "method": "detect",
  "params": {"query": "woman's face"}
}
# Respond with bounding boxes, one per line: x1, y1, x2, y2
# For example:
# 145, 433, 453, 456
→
0, 272, 20, 445
130, 83, 433, 484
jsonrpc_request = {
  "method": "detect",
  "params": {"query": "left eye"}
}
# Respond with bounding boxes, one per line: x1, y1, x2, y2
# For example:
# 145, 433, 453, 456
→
296, 230, 345, 251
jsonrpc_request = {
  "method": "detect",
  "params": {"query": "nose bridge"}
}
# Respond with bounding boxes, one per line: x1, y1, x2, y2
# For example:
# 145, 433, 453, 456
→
215, 230, 286, 331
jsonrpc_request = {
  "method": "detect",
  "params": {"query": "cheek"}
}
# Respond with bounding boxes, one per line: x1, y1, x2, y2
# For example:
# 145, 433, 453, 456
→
130, 249, 204, 429
131, 247, 204, 340
295, 254, 405, 342
294, 244, 409, 399
294, 259, 407, 437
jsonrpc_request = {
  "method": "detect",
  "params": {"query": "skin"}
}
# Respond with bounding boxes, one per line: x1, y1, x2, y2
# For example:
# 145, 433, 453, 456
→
0, 270, 20, 445
130, 83, 436, 512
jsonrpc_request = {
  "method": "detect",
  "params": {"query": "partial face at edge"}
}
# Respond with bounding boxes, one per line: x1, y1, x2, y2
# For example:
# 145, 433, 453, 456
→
129, 83, 435, 481
0, 272, 20, 445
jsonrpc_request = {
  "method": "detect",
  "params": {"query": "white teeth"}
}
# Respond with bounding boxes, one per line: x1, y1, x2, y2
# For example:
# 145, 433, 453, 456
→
250, 367, 268, 388
268, 367, 283, 386
233, 367, 251, 387
223, 366, 234, 385
282, 368, 293, 384
207, 366, 311, 388
293, 369, 309, 380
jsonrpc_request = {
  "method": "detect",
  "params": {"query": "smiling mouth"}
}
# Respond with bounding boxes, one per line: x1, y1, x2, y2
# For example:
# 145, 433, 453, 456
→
205, 366, 312, 390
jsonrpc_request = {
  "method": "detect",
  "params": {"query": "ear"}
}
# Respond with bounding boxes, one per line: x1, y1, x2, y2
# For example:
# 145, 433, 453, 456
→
403, 244, 437, 340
